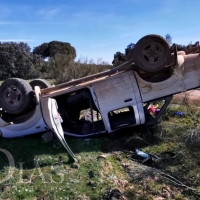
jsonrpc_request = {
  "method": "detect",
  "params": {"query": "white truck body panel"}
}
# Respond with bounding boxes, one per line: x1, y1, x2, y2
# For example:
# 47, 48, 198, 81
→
41, 97, 77, 161
0, 118, 47, 138
136, 54, 200, 102
93, 71, 144, 132
0, 87, 48, 138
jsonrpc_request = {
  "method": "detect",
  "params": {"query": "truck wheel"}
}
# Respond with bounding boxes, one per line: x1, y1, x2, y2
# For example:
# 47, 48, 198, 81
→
29, 79, 51, 90
133, 34, 171, 72
0, 78, 34, 114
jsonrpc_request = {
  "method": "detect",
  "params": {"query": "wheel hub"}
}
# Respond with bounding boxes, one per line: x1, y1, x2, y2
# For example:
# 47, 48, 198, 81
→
148, 48, 157, 58
4, 86, 22, 106
142, 41, 164, 64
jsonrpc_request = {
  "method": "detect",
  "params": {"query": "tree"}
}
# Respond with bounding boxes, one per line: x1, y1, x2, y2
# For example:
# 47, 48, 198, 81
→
112, 51, 125, 67
48, 54, 111, 84
29, 54, 47, 79
165, 34, 172, 45
32, 43, 49, 59
176, 44, 187, 51
0, 42, 33, 79
112, 42, 135, 67
125, 43, 135, 56
33, 41, 76, 59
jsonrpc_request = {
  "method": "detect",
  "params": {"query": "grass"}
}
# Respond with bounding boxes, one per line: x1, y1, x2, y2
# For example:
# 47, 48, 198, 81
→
0, 138, 105, 199
1, 102, 200, 199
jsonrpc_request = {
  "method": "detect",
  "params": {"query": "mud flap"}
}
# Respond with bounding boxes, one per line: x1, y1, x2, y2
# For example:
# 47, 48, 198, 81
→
41, 97, 77, 162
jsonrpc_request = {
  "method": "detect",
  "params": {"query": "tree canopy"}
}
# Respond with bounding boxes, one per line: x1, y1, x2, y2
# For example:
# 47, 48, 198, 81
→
33, 41, 76, 59
112, 43, 135, 66
125, 43, 135, 56
0, 39, 111, 82
165, 34, 172, 45
0, 42, 33, 79
0, 40, 78, 80
0, 34, 193, 82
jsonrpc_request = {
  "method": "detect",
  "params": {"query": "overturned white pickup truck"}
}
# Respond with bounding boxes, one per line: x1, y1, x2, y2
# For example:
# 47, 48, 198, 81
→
0, 34, 199, 161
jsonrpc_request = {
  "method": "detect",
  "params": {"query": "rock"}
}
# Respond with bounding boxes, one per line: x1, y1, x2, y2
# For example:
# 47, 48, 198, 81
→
153, 197, 166, 200
71, 163, 80, 169
77, 155, 82, 160
109, 188, 122, 199
97, 154, 108, 159
161, 186, 172, 199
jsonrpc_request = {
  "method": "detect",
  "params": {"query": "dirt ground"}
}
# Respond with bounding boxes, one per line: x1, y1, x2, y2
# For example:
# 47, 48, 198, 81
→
172, 89, 200, 106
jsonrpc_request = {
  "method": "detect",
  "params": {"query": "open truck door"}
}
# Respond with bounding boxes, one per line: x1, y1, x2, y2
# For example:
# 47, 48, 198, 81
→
41, 97, 77, 162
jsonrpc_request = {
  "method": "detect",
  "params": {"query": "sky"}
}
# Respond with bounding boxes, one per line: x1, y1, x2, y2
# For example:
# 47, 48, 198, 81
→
0, 0, 200, 64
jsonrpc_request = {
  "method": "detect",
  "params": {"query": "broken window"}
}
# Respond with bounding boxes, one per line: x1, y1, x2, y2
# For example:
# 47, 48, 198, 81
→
143, 96, 173, 125
144, 100, 165, 117
55, 88, 105, 135
108, 106, 136, 130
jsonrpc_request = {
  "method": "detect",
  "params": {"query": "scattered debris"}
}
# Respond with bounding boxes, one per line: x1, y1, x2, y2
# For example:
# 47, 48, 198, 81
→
125, 149, 176, 165
174, 111, 185, 117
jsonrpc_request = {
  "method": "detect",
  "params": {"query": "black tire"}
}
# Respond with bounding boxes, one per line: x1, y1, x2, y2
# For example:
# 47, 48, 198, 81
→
0, 78, 34, 114
29, 79, 51, 90
133, 34, 171, 72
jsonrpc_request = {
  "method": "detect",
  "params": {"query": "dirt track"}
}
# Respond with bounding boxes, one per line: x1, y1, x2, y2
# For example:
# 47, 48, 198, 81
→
172, 89, 200, 106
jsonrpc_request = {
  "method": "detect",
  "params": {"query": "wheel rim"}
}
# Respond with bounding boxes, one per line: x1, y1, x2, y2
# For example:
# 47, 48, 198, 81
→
141, 41, 165, 65
3, 85, 22, 106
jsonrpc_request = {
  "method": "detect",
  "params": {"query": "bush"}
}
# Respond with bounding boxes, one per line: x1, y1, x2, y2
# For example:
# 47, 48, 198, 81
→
48, 54, 111, 84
